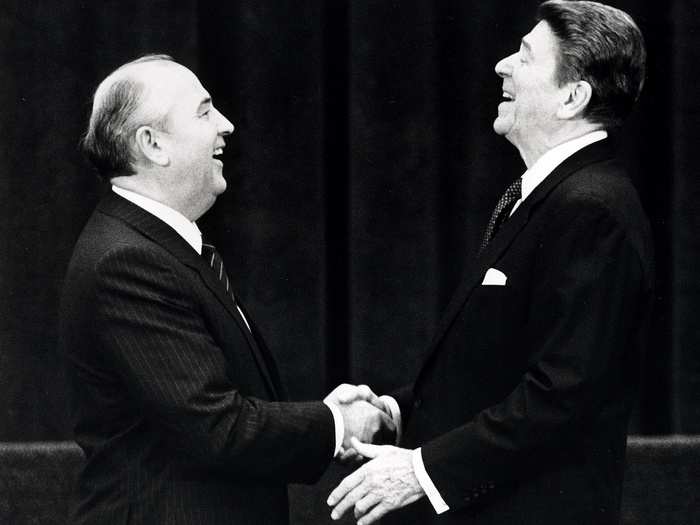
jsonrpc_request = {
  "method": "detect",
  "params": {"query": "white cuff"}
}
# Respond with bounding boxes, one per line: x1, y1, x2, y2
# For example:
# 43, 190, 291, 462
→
379, 395, 402, 445
412, 448, 449, 515
323, 400, 344, 457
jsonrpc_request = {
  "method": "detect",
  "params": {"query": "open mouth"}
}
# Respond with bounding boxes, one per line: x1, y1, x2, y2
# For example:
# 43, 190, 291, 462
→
501, 91, 515, 102
212, 147, 224, 163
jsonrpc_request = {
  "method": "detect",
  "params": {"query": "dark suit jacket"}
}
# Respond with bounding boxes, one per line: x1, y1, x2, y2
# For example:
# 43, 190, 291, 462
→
59, 192, 335, 525
387, 139, 654, 524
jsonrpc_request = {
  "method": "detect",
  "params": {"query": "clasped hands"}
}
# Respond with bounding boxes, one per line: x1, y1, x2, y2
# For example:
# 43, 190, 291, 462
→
324, 384, 425, 524
324, 383, 395, 459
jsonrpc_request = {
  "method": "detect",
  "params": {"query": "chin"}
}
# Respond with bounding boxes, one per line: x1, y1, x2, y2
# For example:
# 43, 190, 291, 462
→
493, 119, 509, 136
496, 114, 521, 139
211, 173, 227, 195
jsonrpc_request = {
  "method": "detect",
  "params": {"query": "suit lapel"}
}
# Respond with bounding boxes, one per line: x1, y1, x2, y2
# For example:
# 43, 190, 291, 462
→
230, 304, 282, 400
236, 301, 286, 400
417, 139, 617, 380
98, 192, 281, 399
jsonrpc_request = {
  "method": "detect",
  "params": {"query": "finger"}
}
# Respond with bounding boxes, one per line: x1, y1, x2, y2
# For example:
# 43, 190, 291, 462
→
330, 481, 370, 521
324, 384, 343, 403
334, 384, 356, 404
327, 469, 364, 506
351, 437, 385, 459
357, 501, 391, 525
337, 447, 360, 464
356, 384, 378, 403
354, 492, 382, 520
368, 395, 388, 412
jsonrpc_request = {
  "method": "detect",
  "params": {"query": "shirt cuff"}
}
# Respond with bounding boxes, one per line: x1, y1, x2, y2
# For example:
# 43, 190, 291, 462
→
379, 395, 402, 445
323, 400, 344, 457
412, 447, 449, 515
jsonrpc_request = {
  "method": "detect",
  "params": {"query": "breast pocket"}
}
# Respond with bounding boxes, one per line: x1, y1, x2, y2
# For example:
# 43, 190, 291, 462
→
458, 270, 526, 354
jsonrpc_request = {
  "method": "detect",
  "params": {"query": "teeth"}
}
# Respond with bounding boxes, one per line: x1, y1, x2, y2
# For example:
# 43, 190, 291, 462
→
213, 148, 223, 156
502, 92, 514, 101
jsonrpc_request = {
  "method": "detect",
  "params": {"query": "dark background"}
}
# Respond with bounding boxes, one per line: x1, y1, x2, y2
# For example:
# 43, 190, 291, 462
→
1, 0, 698, 522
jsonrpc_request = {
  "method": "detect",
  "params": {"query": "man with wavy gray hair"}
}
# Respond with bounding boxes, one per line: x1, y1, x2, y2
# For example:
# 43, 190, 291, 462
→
328, 2, 652, 524
60, 55, 394, 525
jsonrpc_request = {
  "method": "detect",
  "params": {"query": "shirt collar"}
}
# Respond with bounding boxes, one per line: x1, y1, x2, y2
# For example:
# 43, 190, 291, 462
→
112, 185, 203, 254
520, 130, 608, 203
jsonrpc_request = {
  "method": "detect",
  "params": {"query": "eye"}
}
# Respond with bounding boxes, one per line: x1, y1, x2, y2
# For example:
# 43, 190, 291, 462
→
200, 109, 211, 119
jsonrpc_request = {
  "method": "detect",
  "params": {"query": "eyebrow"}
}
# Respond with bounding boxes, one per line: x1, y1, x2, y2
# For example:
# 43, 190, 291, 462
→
197, 96, 212, 113
520, 38, 534, 57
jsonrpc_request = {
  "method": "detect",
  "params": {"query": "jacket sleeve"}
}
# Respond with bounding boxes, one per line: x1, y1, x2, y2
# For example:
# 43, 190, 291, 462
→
94, 245, 334, 484
420, 193, 649, 509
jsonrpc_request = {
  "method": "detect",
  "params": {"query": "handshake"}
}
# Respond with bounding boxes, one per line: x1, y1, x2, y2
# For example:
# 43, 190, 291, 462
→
323, 384, 424, 524
323, 384, 398, 462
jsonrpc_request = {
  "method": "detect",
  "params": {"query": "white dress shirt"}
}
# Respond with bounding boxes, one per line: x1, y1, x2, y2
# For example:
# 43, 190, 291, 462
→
408, 129, 609, 514
510, 130, 608, 216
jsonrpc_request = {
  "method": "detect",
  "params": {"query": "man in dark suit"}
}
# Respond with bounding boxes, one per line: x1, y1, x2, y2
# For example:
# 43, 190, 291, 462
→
328, 2, 652, 524
60, 55, 393, 525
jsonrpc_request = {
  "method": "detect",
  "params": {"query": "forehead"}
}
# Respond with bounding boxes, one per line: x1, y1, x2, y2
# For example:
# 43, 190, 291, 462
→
134, 62, 210, 114
522, 20, 559, 58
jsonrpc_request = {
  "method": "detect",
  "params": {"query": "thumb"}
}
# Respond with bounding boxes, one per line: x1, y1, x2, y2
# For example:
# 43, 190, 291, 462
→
356, 384, 379, 404
350, 437, 387, 459
325, 384, 354, 404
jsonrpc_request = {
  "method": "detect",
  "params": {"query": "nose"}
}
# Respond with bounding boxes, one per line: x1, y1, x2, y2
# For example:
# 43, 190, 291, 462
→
214, 107, 235, 136
495, 52, 515, 78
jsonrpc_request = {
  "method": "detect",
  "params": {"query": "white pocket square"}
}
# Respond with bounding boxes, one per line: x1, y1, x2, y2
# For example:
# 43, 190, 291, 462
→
481, 268, 507, 286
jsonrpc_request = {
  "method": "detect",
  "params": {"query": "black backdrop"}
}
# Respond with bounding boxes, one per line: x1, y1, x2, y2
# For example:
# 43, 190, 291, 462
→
1, 1, 699, 517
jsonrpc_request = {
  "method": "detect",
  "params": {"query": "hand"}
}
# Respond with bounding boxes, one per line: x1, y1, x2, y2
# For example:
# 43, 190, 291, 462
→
325, 384, 396, 451
337, 398, 395, 450
327, 438, 424, 524
324, 383, 385, 410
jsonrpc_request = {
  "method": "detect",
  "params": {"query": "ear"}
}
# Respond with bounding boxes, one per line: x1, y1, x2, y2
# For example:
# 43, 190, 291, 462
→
557, 80, 592, 120
134, 126, 169, 167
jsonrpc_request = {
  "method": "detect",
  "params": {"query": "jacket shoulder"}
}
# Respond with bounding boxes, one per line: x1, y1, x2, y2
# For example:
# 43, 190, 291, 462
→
541, 159, 653, 277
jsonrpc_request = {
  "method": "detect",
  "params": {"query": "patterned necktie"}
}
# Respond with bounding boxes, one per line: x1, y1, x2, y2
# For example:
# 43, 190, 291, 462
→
201, 242, 237, 305
478, 177, 522, 255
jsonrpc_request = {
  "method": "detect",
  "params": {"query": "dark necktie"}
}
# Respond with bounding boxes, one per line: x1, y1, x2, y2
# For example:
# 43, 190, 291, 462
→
201, 241, 237, 305
478, 177, 522, 255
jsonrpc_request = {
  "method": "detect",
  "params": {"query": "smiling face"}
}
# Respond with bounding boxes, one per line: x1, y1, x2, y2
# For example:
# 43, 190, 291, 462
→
140, 62, 235, 220
493, 21, 570, 162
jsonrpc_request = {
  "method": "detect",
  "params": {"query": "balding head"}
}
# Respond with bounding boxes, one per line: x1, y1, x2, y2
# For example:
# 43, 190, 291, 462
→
83, 54, 235, 220
82, 54, 181, 178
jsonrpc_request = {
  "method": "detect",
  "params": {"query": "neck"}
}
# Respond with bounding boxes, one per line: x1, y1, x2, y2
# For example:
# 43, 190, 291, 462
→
515, 122, 603, 168
111, 171, 196, 219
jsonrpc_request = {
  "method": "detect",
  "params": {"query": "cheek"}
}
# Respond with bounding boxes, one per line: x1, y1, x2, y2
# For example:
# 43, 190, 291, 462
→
519, 89, 550, 117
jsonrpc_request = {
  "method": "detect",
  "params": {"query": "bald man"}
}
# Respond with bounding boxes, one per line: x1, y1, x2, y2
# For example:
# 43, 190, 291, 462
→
59, 55, 393, 525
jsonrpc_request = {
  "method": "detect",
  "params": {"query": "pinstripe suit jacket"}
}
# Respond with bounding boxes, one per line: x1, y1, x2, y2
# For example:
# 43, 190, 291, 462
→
59, 192, 334, 525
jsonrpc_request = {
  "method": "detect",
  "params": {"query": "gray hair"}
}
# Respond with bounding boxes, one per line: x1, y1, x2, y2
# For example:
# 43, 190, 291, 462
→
81, 54, 174, 178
